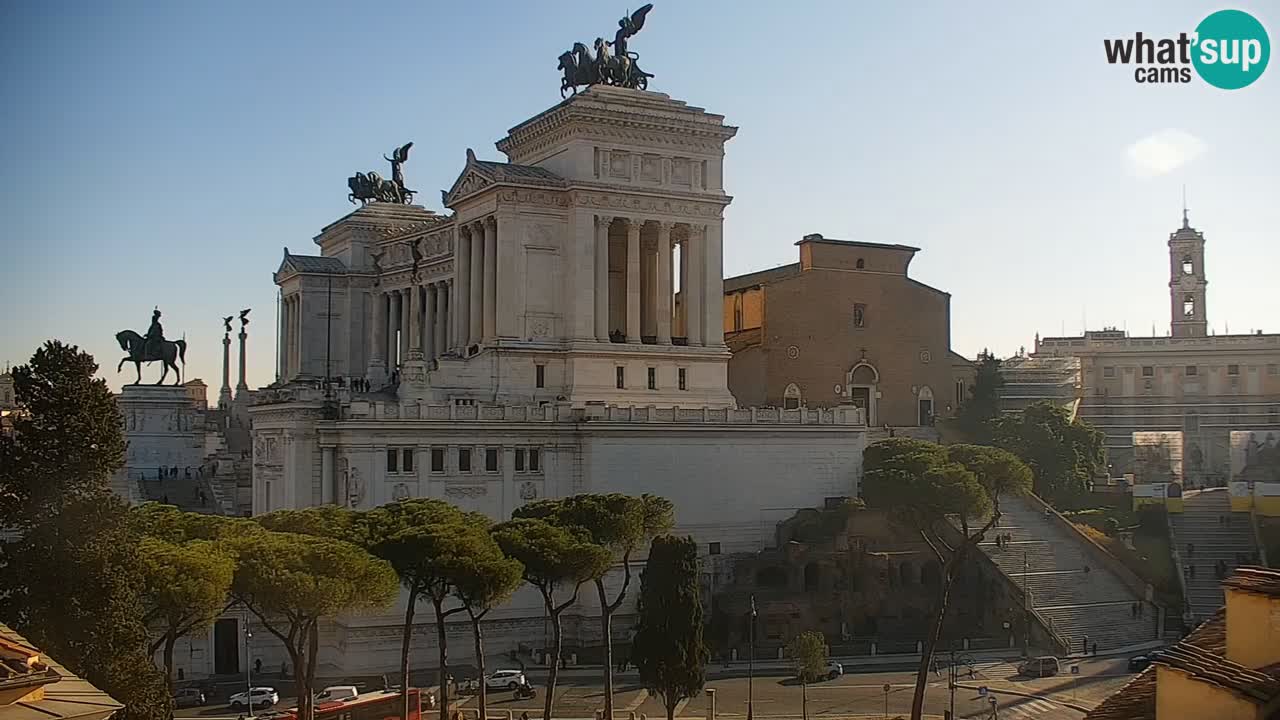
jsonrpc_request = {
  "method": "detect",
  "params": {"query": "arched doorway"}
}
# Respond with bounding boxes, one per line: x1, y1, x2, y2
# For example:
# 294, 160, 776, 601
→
783, 383, 802, 410
917, 385, 934, 426
846, 362, 879, 425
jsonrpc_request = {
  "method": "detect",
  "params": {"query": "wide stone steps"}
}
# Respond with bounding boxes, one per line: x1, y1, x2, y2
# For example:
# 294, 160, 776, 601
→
968, 495, 1157, 652
1169, 488, 1259, 621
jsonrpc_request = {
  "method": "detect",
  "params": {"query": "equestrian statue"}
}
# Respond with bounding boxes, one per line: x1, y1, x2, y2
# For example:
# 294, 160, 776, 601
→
116, 307, 187, 385
559, 5, 655, 97
348, 142, 415, 205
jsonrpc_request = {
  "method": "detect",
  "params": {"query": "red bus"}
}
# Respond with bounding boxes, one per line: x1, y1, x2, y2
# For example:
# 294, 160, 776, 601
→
267, 689, 422, 720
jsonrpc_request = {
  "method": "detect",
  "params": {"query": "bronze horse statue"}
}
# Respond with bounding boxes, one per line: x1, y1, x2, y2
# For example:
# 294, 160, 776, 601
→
115, 330, 187, 385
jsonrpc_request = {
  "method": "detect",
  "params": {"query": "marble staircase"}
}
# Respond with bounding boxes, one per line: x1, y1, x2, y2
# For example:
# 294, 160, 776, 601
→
1169, 487, 1260, 622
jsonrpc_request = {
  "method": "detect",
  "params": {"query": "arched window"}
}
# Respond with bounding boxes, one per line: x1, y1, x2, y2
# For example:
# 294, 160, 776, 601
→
855, 258, 865, 269
917, 386, 935, 426
1182, 255, 1193, 275
1183, 295, 1196, 319
783, 383, 802, 410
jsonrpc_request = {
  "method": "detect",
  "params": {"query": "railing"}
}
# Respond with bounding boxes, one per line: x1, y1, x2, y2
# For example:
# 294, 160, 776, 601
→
333, 400, 866, 426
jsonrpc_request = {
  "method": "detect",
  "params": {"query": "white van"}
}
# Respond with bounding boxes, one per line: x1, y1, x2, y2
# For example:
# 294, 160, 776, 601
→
316, 686, 359, 703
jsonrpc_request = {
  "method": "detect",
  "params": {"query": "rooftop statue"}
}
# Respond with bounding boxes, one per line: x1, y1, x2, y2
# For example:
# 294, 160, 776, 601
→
558, 4, 655, 97
116, 307, 188, 385
348, 142, 415, 205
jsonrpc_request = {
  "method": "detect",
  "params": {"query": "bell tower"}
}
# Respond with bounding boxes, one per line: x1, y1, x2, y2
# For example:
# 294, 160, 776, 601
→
1168, 205, 1208, 338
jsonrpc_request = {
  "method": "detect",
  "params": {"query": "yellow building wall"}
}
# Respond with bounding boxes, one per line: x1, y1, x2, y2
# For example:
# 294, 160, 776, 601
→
1156, 667, 1259, 719
1225, 589, 1280, 669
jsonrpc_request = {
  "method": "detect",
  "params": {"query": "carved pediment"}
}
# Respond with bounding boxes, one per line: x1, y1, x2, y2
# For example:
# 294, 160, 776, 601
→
446, 168, 493, 205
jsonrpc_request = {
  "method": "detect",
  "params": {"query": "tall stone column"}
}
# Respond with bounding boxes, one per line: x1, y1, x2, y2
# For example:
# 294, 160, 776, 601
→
483, 217, 498, 342
408, 285, 422, 359
321, 446, 335, 505
219, 332, 232, 408
423, 283, 436, 361
686, 226, 704, 346
626, 218, 641, 343
469, 221, 484, 347
290, 296, 300, 375
677, 239, 688, 338
368, 291, 387, 383
387, 290, 400, 369
456, 227, 472, 351
657, 222, 673, 344
399, 288, 411, 364
702, 222, 725, 347
237, 325, 248, 392
438, 282, 450, 358
595, 216, 612, 341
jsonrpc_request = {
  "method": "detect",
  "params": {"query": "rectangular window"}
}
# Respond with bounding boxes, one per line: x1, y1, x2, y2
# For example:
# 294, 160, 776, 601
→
1270, 364, 1279, 376
647, 367, 656, 390
616, 366, 625, 389
709, 542, 721, 556
430, 447, 445, 473
485, 447, 499, 472
1142, 366, 1154, 377
1185, 365, 1198, 376
853, 303, 867, 328
678, 368, 687, 391
402, 448, 414, 473
386, 448, 398, 473
1103, 366, 1116, 378
515, 448, 526, 472
458, 447, 472, 473
1228, 364, 1240, 376
955, 379, 965, 406
529, 448, 541, 472
536, 364, 546, 388
1185, 414, 1199, 432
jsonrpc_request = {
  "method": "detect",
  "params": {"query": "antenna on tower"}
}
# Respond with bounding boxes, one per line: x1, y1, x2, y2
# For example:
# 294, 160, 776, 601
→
1182, 185, 1189, 229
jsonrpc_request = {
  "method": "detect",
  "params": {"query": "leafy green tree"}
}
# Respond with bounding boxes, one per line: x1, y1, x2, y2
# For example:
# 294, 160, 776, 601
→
229, 529, 398, 720
363, 499, 471, 720
257, 505, 369, 545
861, 438, 1031, 720
0, 341, 169, 720
137, 535, 235, 689
631, 536, 707, 720
450, 520, 524, 720
992, 401, 1104, 505
950, 350, 1003, 443
515, 493, 674, 719
494, 518, 611, 720
786, 631, 829, 720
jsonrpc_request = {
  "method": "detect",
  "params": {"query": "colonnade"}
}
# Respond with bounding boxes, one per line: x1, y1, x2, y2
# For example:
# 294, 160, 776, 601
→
369, 279, 454, 373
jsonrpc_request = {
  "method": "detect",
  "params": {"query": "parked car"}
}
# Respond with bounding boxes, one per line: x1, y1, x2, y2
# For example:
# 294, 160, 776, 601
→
316, 685, 359, 703
1017, 656, 1061, 678
825, 661, 844, 680
172, 688, 206, 708
1129, 652, 1161, 672
484, 670, 528, 691
229, 687, 279, 710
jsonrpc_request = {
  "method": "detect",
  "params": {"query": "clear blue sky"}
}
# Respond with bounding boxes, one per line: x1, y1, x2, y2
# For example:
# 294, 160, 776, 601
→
3, 1, 1277, 395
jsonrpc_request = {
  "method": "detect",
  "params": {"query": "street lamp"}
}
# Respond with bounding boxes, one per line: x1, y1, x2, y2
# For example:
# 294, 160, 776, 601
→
245, 622, 255, 719
747, 594, 756, 720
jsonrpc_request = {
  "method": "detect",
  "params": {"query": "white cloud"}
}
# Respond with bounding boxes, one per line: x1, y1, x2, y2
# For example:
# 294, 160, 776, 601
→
1126, 129, 1207, 178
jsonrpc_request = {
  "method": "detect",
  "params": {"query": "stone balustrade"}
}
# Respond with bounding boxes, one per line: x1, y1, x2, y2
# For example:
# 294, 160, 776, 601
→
335, 399, 865, 426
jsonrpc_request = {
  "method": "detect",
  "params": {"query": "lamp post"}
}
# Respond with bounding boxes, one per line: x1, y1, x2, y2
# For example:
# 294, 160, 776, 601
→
1022, 551, 1030, 655
747, 594, 756, 720
245, 621, 255, 719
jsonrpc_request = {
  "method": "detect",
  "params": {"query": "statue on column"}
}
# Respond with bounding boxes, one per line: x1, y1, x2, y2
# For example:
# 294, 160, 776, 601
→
115, 307, 187, 385
558, 4, 655, 97
347, 142, 415, 205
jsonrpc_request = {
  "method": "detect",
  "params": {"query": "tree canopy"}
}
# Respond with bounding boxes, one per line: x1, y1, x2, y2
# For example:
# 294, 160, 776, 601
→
631, 535, 706, 720
949, 350, 1003, 443
137, 534, 235, 687
786, 631, 829, 683
992, 401, 1104, 505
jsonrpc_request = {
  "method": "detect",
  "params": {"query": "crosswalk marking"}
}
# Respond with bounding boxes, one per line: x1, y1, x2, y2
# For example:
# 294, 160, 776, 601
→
1000, 697, 1060, 718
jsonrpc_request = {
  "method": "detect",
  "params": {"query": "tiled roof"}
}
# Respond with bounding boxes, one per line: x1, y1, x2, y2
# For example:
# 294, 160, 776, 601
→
723, 264, 801, 293
1155, 641, 1280, 703
1222, 566, 1280, 598
284, 253, 347, 274
0, 623, 123, 720
473, 160, 563, 183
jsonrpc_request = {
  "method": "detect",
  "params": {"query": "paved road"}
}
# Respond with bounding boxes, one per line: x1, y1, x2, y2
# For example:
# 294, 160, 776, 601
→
177, 656, 1135, 720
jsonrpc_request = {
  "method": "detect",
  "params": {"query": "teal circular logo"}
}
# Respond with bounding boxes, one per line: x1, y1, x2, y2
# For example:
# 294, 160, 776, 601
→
1193, 9, 1270, 89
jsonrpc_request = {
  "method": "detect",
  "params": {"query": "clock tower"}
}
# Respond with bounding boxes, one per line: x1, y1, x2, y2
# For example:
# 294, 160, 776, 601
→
1169, 208, 1208, 338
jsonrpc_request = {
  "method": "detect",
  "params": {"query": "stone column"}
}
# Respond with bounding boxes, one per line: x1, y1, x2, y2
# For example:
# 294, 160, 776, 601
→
438, 281, 450, 357
399, 288, 411, 364
456, 227, 472, 351
657, 222, 673, 344
642, 232, 657, 340
626, 218, 641, 343
220, 333, 232, 407
423, 283, 436, 361
483, 217, 498, 342
686, 226, 704, 346
595, 215, 612, 341
321, 446, 335, 505
387, 290, 401, 369
702, 222, 724, 347
677, 240, 688, 338
290, 296, 300, 375
237, 326, 248, 391
408, 284, 423, 360
469, 221, 484, 347
369, 291, 387, 381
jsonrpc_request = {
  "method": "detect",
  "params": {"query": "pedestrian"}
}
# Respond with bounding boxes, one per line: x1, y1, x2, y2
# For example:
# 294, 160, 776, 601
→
1092, 642, 1097, 656
1189, 564, 1196, 579
255, 658, 262, 675
1130, 603, 1136, 618
1083, 564, 1091, 574
162, 494, 170, 505
1187, 542, 1194, 558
